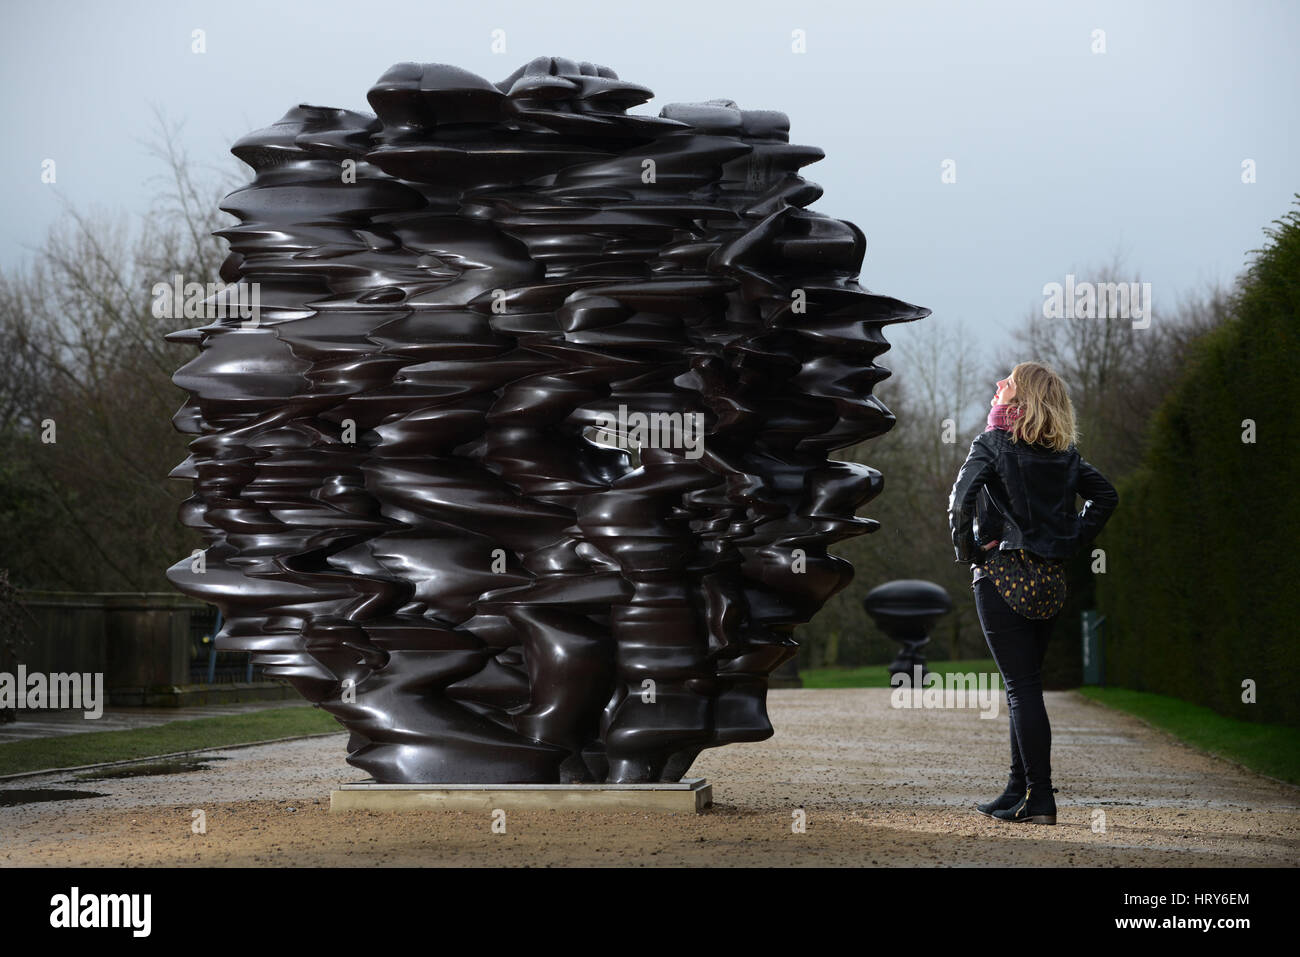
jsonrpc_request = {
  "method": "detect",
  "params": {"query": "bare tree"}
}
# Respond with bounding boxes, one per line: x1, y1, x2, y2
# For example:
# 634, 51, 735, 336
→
815, 317, 996, 663
0, 118, 237, 590
994, 255, 1229, 478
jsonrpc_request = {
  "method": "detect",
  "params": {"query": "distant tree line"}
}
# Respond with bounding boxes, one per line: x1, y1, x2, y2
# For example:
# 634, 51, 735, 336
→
1096, 198, 1300, 726
1, 129, 1281, 723
0, 125, 231, 591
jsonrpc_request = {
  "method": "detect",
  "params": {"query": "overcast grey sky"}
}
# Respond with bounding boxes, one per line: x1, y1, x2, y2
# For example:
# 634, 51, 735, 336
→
3, 0, 1297, 354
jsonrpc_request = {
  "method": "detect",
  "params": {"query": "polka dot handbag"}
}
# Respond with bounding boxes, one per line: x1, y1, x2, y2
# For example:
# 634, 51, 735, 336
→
983, 548, 1067, 620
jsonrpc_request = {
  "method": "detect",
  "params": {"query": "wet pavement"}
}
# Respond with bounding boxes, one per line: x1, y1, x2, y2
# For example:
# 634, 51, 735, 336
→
0, 700, 302, 744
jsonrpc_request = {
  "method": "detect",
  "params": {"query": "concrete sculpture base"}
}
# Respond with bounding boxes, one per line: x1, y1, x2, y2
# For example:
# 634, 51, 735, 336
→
330, 778, 713, 814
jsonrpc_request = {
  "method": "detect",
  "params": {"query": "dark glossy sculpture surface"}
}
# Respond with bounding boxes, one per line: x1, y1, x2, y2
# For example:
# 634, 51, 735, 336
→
166, 56, 928, 783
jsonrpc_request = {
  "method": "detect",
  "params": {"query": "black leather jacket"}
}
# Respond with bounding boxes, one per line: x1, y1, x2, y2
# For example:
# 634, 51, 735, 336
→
948, 428, 1119, 565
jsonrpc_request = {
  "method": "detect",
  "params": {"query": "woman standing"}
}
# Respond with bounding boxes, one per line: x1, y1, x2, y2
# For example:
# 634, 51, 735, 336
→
947, 361, 1118, 825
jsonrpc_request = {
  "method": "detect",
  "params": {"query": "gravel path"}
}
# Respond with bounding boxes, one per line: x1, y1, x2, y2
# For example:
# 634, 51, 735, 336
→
1, 688, 1295, 866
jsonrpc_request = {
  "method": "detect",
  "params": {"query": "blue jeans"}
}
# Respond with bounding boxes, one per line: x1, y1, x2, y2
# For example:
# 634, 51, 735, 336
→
973, 574, 1058, 791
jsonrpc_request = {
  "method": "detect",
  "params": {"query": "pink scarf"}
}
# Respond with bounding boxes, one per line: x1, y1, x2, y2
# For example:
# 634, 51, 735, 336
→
985, 402, 1023, 433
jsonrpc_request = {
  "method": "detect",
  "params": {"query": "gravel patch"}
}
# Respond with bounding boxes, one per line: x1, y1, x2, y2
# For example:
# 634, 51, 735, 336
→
1, 689, 1295, 866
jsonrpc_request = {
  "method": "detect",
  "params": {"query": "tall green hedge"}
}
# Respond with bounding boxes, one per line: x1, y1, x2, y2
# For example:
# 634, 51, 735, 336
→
1096, 198, 1300, 727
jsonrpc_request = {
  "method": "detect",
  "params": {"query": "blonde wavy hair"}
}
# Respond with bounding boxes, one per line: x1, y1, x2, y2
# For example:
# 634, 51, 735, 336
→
1007, 361, 1078, 452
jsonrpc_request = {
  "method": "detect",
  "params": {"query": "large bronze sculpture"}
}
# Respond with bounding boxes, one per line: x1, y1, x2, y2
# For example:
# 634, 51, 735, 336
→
166, 56, 928, 784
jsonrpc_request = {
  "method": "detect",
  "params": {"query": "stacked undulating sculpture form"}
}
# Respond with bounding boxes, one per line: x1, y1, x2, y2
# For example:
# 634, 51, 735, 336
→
166, 56, 929, 784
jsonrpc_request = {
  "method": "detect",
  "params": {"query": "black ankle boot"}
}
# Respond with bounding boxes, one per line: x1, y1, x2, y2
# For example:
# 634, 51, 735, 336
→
974, 782, 1026, 817
992, 786, 1058, 824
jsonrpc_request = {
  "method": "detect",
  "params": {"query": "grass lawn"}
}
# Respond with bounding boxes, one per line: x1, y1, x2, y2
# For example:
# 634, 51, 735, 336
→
0, 706, 341, 778
1076, 686, 1300, 786
800, 659, 999, 689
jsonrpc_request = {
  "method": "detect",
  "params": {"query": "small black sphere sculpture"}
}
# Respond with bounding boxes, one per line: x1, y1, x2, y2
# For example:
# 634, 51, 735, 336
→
862, 579, 954, 684
166, 56, 929, 783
